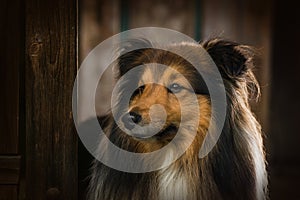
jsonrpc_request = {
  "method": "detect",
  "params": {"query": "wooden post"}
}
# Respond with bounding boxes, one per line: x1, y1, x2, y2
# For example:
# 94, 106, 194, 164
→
25, 0, 78, 199
0, 0, 23, 199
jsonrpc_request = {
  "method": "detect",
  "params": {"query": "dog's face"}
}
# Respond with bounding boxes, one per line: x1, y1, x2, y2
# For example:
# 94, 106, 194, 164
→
117, 48, 211, 150
115, 39, 255, 151
126, 64, 211, 140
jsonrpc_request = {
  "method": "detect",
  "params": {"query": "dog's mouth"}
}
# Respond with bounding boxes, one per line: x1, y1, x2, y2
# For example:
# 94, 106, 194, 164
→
131, 124, 178, 141
155, 124, 178, 138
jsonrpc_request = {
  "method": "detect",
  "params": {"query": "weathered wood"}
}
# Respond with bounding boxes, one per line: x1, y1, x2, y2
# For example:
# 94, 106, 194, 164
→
0, 156, 21, 184
25, 0, 78, 199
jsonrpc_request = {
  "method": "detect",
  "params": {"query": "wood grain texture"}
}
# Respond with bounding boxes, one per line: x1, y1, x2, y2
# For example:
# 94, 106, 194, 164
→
0, 156, 21, 184
25, 0, 78, 199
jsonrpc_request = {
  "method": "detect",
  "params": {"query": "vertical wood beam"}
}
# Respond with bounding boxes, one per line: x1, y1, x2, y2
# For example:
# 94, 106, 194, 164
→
25, 0, 78, 199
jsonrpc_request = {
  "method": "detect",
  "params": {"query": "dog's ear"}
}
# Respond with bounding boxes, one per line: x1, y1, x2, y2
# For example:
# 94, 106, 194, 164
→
117, 38, 153, 76
201, 38, 255, 78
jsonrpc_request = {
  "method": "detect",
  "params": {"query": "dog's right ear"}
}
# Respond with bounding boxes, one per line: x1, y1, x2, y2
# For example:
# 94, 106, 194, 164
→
201, 38, 255, 78
116, 39, 153, 77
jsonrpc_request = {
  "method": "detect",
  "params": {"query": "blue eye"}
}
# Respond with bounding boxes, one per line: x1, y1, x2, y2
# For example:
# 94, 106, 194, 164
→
169, 83, 183, 93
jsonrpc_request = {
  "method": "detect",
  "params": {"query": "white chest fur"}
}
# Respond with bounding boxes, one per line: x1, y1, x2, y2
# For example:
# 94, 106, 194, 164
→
158, 167, 189, 200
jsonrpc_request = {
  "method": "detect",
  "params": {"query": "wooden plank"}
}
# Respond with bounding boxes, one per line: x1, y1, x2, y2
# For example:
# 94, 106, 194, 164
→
0, 185, 18, 200
0, 156, 20, 184
0, 0, 22, 154
25, 0, 78, 199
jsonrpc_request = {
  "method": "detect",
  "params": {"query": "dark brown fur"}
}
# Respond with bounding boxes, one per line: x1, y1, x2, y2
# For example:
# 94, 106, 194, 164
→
88, 38, 267, 200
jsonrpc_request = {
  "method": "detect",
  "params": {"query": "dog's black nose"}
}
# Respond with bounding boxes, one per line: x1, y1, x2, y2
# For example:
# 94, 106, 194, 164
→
122, 112, 142, 130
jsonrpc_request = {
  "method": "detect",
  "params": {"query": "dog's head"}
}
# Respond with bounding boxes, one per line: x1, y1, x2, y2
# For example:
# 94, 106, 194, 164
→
115, 38, 257, 148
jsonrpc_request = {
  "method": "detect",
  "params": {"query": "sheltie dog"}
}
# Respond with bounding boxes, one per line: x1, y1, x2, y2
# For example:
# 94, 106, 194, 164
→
87, 38, 268, 200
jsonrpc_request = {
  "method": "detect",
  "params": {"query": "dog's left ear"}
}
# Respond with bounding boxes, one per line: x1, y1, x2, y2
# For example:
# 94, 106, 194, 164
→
201, 38, 254, 78
117, 38, 153, 77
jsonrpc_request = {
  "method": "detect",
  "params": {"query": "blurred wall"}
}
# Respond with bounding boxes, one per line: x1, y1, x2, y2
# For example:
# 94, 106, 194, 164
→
269, 0, 300, 199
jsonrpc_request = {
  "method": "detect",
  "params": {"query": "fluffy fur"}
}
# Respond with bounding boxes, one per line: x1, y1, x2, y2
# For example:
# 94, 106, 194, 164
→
88, 38, 268, 200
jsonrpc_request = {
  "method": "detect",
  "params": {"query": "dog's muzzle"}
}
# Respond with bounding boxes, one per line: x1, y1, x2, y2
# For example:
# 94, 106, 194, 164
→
122, 111, 142, 130
121, 110, 169, 139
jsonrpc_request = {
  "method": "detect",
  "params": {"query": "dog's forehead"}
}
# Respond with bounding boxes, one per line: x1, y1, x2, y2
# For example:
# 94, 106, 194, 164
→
140, 64, 183, 84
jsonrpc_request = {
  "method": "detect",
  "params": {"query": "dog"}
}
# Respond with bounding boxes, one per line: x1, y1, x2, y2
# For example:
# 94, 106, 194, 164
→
87, 38, 268, 200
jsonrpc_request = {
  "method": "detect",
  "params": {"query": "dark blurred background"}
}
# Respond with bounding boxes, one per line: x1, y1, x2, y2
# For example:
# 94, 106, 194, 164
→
0, 0, 299, 199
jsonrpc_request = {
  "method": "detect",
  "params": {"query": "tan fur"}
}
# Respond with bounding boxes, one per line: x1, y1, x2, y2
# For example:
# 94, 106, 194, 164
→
127, 66, 211, 154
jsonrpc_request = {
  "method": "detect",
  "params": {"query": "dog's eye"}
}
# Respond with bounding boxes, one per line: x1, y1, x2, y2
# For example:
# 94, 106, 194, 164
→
169, 83, 183, 93
131, 85, 145, 99
138, 85, 145, 95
